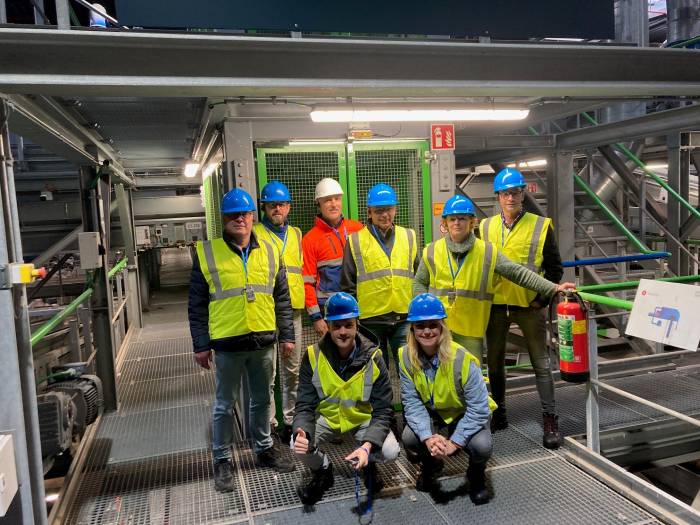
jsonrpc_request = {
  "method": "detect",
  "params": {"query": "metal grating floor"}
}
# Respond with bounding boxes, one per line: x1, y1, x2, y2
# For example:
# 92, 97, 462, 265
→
62, 288, 692, 524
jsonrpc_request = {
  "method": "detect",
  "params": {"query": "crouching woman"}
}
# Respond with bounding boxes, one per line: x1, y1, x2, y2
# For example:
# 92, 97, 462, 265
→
400, 293, 495, 504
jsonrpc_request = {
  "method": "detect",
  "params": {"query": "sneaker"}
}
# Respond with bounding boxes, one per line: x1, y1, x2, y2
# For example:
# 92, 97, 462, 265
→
363, 462, 384, 494
213, 459, 235, 493
490, 407, 508, 432
256, 445, 296, 473
542, 412, 562, 450
297, 463, 334, 505
467, 463, 490, 505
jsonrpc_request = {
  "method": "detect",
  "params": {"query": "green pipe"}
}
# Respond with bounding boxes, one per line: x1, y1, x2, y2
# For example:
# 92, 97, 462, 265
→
578, 291, 633, 311
108, 257, 128, 278
647, 235, 700, 246
573, 173, 650, 253
578, 274, 700, 293
582, 112, 700, 224
669, 35, 700, 48
30, 288, 93, 346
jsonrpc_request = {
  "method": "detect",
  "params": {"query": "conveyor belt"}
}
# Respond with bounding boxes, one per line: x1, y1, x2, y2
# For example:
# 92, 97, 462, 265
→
62, 288, 698, 524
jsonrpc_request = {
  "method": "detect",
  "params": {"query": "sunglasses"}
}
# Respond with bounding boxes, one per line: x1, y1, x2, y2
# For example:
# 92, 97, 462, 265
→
224, 212, 252, 220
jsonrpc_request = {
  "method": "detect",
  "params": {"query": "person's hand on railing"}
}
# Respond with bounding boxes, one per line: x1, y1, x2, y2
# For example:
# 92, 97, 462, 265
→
555, 282, 576, 293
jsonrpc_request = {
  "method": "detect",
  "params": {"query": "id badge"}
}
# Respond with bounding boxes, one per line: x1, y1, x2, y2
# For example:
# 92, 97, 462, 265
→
447, 289, 456, 306
245, 284, 256, 302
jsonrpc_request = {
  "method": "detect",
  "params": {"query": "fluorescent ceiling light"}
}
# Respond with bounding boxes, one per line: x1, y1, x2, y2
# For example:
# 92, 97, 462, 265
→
184, 162, 200, 178
644, 163, 668, 170
507, 159, 548, 168
45, 493, 59, 503
310, 106, 529, 123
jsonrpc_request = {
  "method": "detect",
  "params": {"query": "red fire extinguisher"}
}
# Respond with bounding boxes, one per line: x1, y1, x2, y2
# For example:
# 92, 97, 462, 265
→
552, 291, 590, 383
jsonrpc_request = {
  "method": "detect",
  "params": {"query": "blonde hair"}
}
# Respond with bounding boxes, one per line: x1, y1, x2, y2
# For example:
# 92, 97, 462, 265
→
406, 319, 453, 372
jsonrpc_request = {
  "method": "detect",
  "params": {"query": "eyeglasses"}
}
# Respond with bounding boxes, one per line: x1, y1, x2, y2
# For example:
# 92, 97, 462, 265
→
370, 206, 395, 215
265, 202, 290, 209
413, 321, 441, 332
224, 212, 252, 220
499, 189, 524, 198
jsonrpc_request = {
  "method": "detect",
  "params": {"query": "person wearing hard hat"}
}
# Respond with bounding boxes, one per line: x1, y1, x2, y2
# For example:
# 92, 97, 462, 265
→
292, 292, 398, 505
188, 188, 296, 493
480, 168, 564, 449
341, 183, 419, 369
399, 293, 495, 504
254, 181, 305, 444
413, 194, 575, 363
302, 178, 364, 337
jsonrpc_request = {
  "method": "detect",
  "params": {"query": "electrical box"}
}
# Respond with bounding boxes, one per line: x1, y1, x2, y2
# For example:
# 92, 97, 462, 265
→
0, 434, 18, 517
134, 226, 151, 247
78, 232, 102, 269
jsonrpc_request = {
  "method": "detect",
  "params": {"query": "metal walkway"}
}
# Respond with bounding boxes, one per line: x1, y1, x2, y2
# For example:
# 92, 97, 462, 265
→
59, 287, 700, 525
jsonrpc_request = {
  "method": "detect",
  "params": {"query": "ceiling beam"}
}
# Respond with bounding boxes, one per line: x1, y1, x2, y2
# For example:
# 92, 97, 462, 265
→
456, 148, 551, 168
1, 29, 700, 97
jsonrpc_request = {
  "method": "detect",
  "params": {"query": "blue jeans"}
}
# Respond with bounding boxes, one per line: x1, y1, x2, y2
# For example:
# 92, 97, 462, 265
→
212, 346, 275, 460
364, 321, 409, 369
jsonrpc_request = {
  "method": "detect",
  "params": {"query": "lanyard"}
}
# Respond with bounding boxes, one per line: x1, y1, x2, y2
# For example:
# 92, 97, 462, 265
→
240, 244, 251, 280
425, 357, 439, 407
332, 224, 348, 244
446, 250, 465, 287
371, 224, 391, 258
500, 210, 523, 247
265, 224, 289, 257
354, 468, 373, 524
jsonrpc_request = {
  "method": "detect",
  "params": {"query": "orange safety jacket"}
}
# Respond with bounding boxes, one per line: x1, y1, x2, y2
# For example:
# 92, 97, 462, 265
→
302, 215, 364, 319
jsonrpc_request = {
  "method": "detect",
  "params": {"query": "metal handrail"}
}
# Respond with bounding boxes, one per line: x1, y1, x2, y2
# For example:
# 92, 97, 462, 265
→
30, 258, 127, 346
582, 111, 700, 225
579, 274, 700, 293
563, 251, 670, 268
577, 291, 633, 311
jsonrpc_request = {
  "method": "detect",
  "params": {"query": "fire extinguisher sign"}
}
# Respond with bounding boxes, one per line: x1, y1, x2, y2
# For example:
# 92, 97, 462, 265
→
431, 124, 455, 151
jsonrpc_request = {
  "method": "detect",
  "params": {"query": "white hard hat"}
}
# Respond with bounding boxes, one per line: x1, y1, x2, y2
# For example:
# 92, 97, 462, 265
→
315, 178, 344, 201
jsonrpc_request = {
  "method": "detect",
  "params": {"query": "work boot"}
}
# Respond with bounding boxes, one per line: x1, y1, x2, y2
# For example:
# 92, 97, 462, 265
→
542, 412, 562, 450
363, 462, 384, 494
213, 459, 235, 493
297, 463, 334, 505
466, 463, 490, 505
490, 407, 508, 432
256, 445, 296, 473
415, 457, 443, 492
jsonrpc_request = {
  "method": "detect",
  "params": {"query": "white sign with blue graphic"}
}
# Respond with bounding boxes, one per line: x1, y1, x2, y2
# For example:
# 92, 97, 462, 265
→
626, 279, 700, 351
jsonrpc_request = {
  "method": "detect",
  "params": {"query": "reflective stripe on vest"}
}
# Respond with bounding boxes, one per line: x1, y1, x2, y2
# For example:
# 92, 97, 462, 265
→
196, 238, 278, 340
253, 223, 305, 309
423, 237, 496, 338
480, 213, 550, 307
307, 344, 380, 433
349, 226, 417, 318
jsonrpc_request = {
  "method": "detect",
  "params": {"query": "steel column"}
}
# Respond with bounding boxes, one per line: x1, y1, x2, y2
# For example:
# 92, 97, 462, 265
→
667, 134, 682, 275
0, 0, 6, 24
222, 120, 256, 196
615, 0, 649, 46
79, 166, 118, 411
667, 0, 700, 44
55, 0, 70, 30
546, 151, 576, 282
115, 184, 142, 329
586, 315, 600, 453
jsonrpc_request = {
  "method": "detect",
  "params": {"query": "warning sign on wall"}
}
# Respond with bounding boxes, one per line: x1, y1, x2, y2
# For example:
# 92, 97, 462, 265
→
431, 124, 455, 151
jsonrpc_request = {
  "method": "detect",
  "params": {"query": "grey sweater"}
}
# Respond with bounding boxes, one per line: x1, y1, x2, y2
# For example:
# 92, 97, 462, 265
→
412, 232, 557, 298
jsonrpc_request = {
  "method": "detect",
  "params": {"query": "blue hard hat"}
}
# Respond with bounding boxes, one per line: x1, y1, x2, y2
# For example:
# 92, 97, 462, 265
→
442, 195, 475, 218
494, 168, 526, 193
407, 293, 447, 322
221, 188, 256, 214
325, 292, 360, 321
260, 180, 291, 203
367, 183, 398, 207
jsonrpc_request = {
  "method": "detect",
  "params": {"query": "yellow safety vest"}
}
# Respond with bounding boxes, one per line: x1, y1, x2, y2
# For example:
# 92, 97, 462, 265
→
480, 213, 551, 307
399, 341, 496, 423
196, 237, 278, 340
307, 344, 380, 433
423, 237, 497, 338
348, 225, 417, 319
253, 223, 305, 309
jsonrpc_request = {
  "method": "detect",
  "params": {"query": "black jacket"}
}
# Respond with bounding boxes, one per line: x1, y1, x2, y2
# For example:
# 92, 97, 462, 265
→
292, 326, 394, 450
188, 231, 295, 353
340, 222, 420, 325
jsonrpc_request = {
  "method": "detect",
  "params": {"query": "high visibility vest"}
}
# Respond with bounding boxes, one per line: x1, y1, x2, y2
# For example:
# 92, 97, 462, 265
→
348, 226, 417, 319
307, 344, 380, 433
480, 213, 551, 307
399, 341, 496, 424
253, 223, 305, 309
196, 237, 278, 340
423, 237, 497, 338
